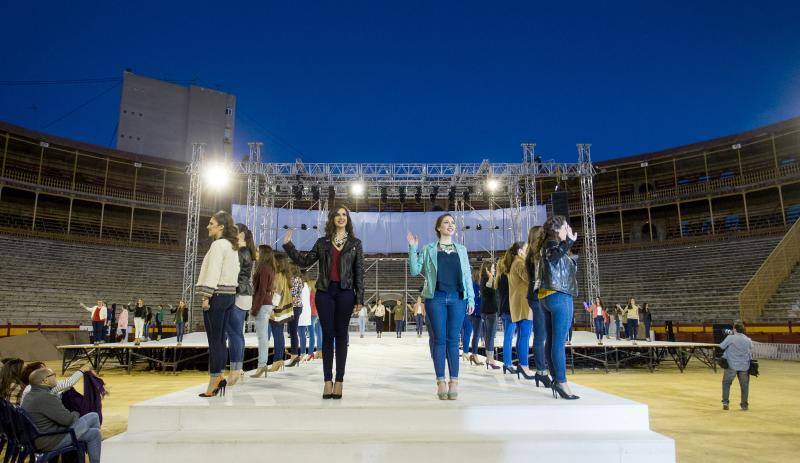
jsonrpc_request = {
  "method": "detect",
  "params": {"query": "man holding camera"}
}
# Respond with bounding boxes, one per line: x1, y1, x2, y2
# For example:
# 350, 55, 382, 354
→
719, 321, 753, 411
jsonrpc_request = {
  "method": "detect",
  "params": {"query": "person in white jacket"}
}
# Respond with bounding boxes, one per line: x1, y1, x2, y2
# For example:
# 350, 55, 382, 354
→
80, 300, 107, 344
195, 211, 240, 398
297, 280, 313, 361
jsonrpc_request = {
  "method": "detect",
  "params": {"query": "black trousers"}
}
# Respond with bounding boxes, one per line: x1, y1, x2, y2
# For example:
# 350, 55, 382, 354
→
316, 282, 355, 382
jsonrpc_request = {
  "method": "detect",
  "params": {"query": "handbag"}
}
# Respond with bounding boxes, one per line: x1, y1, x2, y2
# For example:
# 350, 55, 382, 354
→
270, 302, 295, 324
748, 359, 759, 377
715, 356, 729, 370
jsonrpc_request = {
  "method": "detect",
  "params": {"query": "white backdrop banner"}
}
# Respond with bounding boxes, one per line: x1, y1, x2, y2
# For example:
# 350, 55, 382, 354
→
231, 205, 546, 254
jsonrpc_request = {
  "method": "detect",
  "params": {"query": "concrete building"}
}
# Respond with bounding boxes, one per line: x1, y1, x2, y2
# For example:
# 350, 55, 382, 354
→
116, 71, 235, 163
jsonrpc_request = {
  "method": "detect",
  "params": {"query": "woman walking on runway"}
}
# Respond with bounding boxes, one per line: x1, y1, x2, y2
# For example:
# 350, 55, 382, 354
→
195, 210, 240, 397
538, 215, 580, 400
283, 206, 365, 399
407, 213, 475, 400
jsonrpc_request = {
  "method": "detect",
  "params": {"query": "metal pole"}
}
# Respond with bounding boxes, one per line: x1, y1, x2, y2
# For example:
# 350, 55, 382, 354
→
578, 144, 600, 302
182, 143, 205, 332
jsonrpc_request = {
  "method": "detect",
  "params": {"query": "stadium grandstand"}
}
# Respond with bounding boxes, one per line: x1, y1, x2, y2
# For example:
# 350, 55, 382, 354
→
0, 116, 799, 342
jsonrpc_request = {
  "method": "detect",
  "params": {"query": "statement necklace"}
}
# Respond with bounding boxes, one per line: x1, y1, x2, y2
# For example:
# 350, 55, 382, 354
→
333, 232, 348, 249
438, 242, 456, 254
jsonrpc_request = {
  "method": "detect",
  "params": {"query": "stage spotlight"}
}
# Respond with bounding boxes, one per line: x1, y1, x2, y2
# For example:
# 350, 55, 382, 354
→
476, 224, 482, 231
312, 225, 318, 230
486, 178, 499, 192
202, 161, 231, 190
494, 225, 500, 230
282, 225, 290, 230
465, 225, 471, 230
350, 181, 365, 196
301, 224, 307, 230
534, 155, 543, 163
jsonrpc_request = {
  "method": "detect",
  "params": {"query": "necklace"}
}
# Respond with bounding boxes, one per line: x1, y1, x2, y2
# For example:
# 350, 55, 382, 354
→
333, 232, 348, 248
439, 242, 456, 254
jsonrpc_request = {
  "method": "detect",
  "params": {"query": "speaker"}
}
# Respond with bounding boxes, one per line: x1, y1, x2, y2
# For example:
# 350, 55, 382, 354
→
665, 320, 675, 342
551, 191, 570, 221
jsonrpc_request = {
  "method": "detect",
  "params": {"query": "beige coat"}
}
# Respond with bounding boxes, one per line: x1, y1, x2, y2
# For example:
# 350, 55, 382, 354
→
508, 255, 532, 322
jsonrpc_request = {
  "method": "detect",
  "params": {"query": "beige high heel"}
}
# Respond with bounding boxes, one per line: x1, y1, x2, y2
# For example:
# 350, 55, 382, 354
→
436, 380, 448, 400
448, 380, 459, 400
250, 367, 267, 378
267, 360, 285, 372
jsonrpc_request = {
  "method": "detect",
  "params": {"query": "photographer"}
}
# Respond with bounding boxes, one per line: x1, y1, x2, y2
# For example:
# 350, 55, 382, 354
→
719, 320, 753, 411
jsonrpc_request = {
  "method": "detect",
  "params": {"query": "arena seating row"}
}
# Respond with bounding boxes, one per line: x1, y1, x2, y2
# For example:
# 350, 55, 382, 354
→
761, 264, 800, 322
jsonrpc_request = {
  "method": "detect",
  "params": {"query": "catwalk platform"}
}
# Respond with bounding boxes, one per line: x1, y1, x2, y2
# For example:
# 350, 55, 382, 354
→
57, 330, 719, 375
103, 335, 675, 462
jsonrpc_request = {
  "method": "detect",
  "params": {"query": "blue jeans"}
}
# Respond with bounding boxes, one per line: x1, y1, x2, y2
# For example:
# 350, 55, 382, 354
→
92, 321, 104, 343
516, 319, 532, 367
501, 313, 517, 365
254, 306, 272, 368
615, 319, 622, 339
56, 411, 101, 463
309, 315, 319, 352
470, 315, 483, 354
539, 291, 574, 383
415, 314, 424, 335
299, 325, 309, 355
203, 294, 234, 377
594, 316, 605, 340
461, 314, 473, 353
358, 316, 366, 336
531, 298, 549, 372
645, 320, 652, 340
176, 322, 185, 343
628, 319, 639, 340
271, 322, 285, 361
226, 308, 247, 371
396, 320, 405, 336
481, 313, 498, 355
143, 322, 150, 340
426, 291, 467, 380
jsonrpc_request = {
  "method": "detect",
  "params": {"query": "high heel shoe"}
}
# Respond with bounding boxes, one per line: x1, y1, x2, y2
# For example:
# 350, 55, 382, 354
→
286, 356, 301, 367
227, 370, 242, 387
331, 381, 343, 399
516, 366, 535, 380
469, 354, 485, 366
250, 367, 267, 378
502, 365, 515, 375
322, 381, 334, 399
534, 372, 553, 388
199, 378, 227, 397
436, 380, 448, 400
551, 382, 579, 400
447, 380, 458, 400
267, 360, 285, 372
485, 361, 501, 370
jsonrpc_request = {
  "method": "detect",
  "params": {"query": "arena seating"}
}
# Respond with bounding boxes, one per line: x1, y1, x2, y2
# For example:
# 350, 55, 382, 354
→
576, 236, 782, 324
761, 263, 800, 322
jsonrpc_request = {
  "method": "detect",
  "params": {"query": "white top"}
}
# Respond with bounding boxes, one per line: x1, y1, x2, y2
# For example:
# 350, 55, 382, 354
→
414, 303, 423, 315
298, 283, 312, 326
82, 304, 107, 321
21, 371, 83, 402
372, 303, 386, 317
358, 306, 368, 318
196, 238, 241, 297
596, 305, 603, 317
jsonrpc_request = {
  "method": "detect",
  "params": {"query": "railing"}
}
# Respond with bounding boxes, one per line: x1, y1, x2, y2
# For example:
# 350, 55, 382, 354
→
739, 217, 800, 322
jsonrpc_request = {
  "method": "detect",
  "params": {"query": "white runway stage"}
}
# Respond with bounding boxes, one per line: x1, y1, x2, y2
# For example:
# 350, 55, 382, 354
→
104, 334, 675, 463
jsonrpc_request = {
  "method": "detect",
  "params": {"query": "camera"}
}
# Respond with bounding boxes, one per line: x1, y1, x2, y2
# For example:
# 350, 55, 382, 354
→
723, 329, 733, 335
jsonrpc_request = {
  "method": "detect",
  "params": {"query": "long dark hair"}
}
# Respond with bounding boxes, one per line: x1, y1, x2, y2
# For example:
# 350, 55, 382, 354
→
501, 241, 525, 275
543, 215, 569, 242
525, 226, 545, 275
0, 358, 24, 399
212, 210, 239, 250
256, 245, 277, 273
20, 361, 46, 387
235, 223, 257, 260
324, 206, 355, 239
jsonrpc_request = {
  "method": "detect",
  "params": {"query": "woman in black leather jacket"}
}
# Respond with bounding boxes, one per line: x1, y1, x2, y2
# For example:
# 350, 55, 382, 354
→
225, 223, 256, 386
538, 215, 580, 400
283, 206, 364, 399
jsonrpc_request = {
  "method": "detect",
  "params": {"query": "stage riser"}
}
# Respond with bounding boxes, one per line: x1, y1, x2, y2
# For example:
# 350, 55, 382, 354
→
127, 403, 650, 434
104, 433, 675, 463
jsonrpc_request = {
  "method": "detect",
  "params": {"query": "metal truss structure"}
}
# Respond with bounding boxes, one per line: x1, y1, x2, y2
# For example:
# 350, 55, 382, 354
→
183, 144, 602, 311
181, 143, 204, 329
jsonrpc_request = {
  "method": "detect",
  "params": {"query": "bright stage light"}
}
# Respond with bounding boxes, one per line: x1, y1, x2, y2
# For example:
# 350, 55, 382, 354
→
350, 181, 365, 196
486, 178, 500, 192
203, 161, 231, 190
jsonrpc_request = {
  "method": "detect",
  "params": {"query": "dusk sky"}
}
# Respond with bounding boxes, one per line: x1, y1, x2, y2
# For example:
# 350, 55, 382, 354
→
1, 1, 799, 164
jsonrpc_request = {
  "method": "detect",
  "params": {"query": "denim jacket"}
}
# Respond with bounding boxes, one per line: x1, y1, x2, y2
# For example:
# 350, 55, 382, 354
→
408, 242, 475, 307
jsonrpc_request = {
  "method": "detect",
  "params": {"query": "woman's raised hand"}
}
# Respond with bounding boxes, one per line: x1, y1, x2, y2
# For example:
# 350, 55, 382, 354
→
406, 231, 419, 247
283, 229, 293, 245
566, 224, 578, 242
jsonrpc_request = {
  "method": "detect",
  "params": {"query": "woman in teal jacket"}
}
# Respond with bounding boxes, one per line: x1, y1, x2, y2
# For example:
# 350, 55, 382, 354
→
407, 213, 474, 401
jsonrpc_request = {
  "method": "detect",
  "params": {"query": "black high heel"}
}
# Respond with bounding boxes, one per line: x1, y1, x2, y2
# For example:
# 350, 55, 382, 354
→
551, 382, 579, 400
534, 373, 553, 388
199, 378, 227, 398
516, 366, 535, 380
502, 365, 515, 375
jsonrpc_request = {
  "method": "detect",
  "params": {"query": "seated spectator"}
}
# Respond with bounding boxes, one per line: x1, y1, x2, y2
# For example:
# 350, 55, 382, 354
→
20, 362, 92, 403
0, 357, 25, 405
21, 368, 102, 463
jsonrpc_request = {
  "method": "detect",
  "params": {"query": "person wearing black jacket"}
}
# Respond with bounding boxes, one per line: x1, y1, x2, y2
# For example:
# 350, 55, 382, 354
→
226, 223, 256, 386
538, 215, 580, 400
479, 263, 500, 369
283, 206, 364, 400
133, 298, 146, 345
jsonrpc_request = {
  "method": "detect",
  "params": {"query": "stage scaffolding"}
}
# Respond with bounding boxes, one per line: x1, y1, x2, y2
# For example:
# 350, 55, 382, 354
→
182, 145, 600, 320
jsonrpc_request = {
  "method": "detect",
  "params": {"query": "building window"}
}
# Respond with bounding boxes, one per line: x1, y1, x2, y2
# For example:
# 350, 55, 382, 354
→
225, 107, 233, 116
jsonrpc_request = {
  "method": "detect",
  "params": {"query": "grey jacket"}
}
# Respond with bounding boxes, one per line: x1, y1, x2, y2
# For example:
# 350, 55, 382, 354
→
20, 384, 79, 451
720, 332, 753, 371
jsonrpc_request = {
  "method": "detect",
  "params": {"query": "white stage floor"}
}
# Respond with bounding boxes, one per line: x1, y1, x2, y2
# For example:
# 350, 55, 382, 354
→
104, 334, 675, 462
